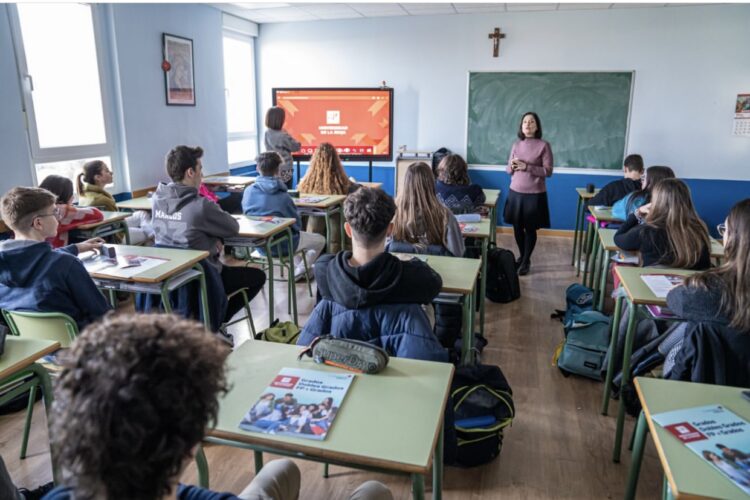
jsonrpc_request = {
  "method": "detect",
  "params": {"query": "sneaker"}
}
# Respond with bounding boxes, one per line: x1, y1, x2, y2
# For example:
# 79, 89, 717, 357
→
18, 482, 54, 500
293, 263, 308, 282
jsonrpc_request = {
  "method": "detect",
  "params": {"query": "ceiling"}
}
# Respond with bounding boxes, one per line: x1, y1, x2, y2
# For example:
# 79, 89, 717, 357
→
216, 2, 702, 24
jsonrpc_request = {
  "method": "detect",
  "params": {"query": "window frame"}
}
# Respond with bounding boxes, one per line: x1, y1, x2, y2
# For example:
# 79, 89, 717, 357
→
8, 3, 117, 186
222, 29, 258, 168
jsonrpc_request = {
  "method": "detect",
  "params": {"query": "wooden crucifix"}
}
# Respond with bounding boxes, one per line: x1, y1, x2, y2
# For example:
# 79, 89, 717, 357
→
488, 27, 506, 57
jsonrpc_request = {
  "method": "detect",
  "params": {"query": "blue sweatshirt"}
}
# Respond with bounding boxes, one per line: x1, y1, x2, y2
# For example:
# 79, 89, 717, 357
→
0, 240, 110, 330
241, 176, 301, 252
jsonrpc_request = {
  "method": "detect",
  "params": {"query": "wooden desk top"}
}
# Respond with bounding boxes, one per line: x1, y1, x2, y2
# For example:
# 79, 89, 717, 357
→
116, 196, 152, 211
203, 176, 256, 187
598, 228, 618, 251
635, 378, 750, 500
391, 253, 481, 295
84, 245, 208, 283
359, 182, 382, 189
615, 266, 698, 307
576, 187, 600, 199
588, 205, 623, 223
0, 338, 60, 380
482, 189, 501, 208
77, 211, 129, 230
294, 194, 347, 209
460, 219, 491, 239
710, 238, 724, 259
208, 341, 454, 475
231, 216, 296, 240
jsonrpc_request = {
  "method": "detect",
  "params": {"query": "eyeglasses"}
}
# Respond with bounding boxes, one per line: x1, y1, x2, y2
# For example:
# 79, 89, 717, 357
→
31, 207, 62, 226
717, 223, 727, 238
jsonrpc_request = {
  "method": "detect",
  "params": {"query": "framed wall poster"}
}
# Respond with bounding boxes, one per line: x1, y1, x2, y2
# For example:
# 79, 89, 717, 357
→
163, 33, 195, 106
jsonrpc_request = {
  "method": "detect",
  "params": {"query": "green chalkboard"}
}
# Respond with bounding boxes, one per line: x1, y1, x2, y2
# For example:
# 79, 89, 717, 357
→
467, 72, 633, 169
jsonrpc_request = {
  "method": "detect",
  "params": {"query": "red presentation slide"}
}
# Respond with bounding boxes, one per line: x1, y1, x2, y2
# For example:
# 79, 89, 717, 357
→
273, 88, 393, 160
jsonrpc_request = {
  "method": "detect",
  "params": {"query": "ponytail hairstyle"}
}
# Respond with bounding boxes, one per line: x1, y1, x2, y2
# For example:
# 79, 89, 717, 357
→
437, 154, 471, 186
393, 162, 452, 247
626, 165, 675, 213
684, 199, 750, 331
646, 178, 710, 269
77, 160, 107, 195
39, 175, 74, 205
298, 143, 351, 195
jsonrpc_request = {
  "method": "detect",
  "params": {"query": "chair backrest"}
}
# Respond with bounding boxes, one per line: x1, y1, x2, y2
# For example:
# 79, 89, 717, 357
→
2, 310, 79, 348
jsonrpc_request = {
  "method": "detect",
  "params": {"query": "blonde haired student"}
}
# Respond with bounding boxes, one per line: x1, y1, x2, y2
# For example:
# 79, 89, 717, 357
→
390, 162, 465, 257
76, 160, 153, 244
265, 106, 301, 189
614, 178, 711, 270
298, 143, 359, 253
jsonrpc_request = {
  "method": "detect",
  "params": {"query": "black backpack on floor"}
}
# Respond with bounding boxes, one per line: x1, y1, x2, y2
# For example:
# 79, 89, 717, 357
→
444, 364, 515, 467
485, 248, 521, 303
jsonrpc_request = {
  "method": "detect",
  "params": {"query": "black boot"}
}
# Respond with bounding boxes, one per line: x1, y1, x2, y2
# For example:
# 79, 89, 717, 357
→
518, 259, 530, 276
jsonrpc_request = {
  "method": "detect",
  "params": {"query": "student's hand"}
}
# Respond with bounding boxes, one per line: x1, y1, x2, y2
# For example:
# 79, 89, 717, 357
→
514, 160, 527, 171
637, 203, 651, 217
77, 237, 105, 253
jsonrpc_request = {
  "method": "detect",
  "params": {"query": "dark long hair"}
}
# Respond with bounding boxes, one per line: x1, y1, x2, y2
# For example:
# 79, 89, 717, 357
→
517, 112, 543, 140
39, 175, 74, 204
625, 165, 675, 213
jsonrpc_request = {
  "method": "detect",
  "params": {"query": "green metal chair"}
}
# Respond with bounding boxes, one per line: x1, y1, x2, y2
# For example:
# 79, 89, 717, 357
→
2, 310, 79, 459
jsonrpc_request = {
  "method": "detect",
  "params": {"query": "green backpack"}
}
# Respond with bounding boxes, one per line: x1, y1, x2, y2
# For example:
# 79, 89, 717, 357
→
553, 310, 611, 380
255, 319, 301, 344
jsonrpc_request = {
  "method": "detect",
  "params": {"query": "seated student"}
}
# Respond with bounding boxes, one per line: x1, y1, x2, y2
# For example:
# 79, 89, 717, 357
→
390, 162, 465, 257
151, 146, 266, 330
435, 154, 486, 214
298, 142, 359, 253
298, 187, 447, 362
241, 152, 325, 279
586, 154, 644, 208
39, 175, 103, 248
76, 160, 154, 245
44, 313, 393, 500
0, 187, 110, 330
614, 178, 711, 269
664, 199, 750, 386
611, 165, 675, 220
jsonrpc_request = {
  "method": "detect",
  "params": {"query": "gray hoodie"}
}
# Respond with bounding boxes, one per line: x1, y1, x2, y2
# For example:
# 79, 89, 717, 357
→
151, 182, 239, 270
264, 129, 301, 178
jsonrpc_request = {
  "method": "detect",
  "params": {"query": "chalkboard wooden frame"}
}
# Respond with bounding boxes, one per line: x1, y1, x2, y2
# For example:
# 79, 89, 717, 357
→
465, 71, 635, 170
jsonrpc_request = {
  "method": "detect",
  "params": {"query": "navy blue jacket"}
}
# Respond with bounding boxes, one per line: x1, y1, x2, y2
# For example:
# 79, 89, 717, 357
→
298, 252, 448, 362
44, 485, 239, 500
0, 240, 110, 330
435, 180, 486, 214
241, 176, 300, 254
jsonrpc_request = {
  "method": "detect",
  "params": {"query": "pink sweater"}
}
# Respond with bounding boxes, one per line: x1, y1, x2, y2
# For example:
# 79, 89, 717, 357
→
506, 138, 554, 194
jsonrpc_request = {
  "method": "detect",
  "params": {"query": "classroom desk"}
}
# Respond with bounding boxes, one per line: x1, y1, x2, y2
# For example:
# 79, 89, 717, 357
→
76, 210, 131, 243
224, 216, 299, 325
0, 338, 60, 481
82, 245, 211, 328
625, 378, 750, 500
116, 196, 152, 212
294, 194, 347, 253
359, 181, 382, 189
461, 219, 491, 340
199, 341, 454, 500
573, 188, 600, 274
482, 189, 501, 246
393, 253, 481, 365
602, 266, 699, 463
583, 206, 623, 289
710, 238, 724, 265
203, 175, 256, 192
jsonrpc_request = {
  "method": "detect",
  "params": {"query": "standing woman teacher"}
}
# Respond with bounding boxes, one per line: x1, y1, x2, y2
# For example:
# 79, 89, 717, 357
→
504, 112, 554, 275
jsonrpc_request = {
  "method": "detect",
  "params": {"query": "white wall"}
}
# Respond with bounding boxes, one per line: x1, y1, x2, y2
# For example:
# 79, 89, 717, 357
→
257, 4, 750, 180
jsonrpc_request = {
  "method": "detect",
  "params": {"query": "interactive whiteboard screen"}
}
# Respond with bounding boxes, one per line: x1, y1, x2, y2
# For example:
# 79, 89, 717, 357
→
272, 88, 394, 161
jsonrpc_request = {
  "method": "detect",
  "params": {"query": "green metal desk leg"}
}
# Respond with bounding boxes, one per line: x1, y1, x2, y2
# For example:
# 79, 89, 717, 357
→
489, 205, 497, 249
624, 411, 649, 500
254, 451, 263, 475
570, 195, 581, 268
460, 290, 474, 365
338, 207, 346, 249
597, 250, 611, 311
27, 363, 58, 482
323, 209, 333, 253
195, 265, 211, 330
264, 240, 275, 325
433, 423, 444, 500
411, 473, 425, 500
479, 237, 488, 337
613, 300, 638, 463
323, 463, 329, 478
590, 236, 602, 299
286, 228, 298, 324
582, 221, 594, 285
587, 228, 601, 290
601, 296, 624, 415
20, 383, 38, 459
196, 444, 209, 488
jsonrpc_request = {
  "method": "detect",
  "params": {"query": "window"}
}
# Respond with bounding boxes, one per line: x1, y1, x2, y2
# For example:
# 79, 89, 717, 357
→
223, 31, 258, 167
10, 3, 115, 191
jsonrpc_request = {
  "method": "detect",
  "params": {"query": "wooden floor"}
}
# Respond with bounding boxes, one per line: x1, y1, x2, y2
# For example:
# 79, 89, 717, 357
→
0, 234, 663, 499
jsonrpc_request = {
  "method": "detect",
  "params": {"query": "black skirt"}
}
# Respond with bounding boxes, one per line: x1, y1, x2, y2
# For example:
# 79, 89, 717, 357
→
503, 189, 551, 229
